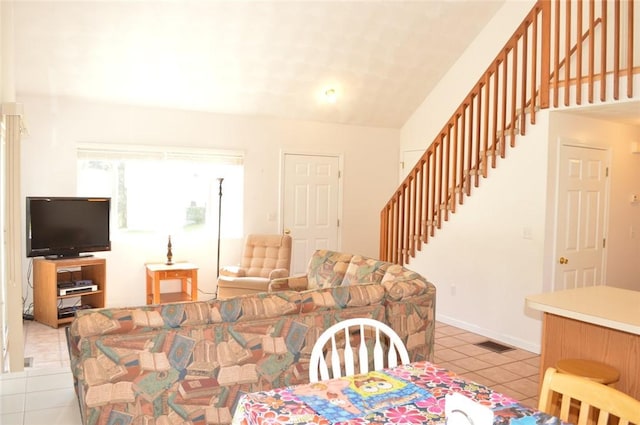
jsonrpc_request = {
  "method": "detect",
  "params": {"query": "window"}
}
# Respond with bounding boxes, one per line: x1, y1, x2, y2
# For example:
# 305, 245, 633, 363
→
77, 144, 243, 239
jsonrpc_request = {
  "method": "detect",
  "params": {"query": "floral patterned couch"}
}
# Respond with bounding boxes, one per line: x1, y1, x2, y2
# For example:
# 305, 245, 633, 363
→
67, 250, 436, 425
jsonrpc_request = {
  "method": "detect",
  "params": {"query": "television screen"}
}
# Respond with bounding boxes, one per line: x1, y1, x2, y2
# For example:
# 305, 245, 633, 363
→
26, 197, 111, 258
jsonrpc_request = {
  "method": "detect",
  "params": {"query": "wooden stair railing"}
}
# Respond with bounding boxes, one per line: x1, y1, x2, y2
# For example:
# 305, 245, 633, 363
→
380, 0, 637, 265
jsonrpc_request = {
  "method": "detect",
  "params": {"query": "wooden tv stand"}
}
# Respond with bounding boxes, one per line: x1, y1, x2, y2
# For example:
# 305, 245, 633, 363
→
33, 256, 106, 328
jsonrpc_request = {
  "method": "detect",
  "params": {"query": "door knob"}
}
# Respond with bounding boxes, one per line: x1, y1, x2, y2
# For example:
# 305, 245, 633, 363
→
284, 229, 291, 235
559, 257, 569, 264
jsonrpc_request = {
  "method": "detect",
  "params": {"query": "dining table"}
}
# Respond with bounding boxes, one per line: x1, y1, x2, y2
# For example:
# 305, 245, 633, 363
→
232, 360, 563, 425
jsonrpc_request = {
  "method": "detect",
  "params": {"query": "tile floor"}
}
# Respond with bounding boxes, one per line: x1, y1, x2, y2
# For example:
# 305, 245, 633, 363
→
432, 321, 541, 409
0, 366, 82, 425
22, 320, 71, 370
0, 319, 542, 425
1, 320, 79, 425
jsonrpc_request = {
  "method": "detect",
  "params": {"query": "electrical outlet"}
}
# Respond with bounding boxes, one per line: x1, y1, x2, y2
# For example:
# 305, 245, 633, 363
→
451, 284, 456, 296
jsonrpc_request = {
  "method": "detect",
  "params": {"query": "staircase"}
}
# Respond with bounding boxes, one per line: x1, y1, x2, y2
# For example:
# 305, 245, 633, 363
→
380, 0, 638, 265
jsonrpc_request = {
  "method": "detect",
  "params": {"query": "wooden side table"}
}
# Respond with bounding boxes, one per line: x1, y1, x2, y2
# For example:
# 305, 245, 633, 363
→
145, 262, 198, 304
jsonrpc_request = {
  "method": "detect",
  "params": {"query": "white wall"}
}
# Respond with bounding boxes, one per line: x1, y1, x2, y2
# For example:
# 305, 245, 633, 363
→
1, 0, 15, 102
409, 114, 550, 353
547, 111, 640, 291
19, 94, 399, 308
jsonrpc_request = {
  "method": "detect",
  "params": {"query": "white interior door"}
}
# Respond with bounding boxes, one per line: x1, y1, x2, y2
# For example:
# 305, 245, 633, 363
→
553, 144, 609, 291
401, 149, 424, 180
283, 154, 340, 275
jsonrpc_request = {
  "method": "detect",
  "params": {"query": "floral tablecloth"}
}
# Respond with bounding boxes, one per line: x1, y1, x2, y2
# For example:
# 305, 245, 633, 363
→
232, 361, 563, 425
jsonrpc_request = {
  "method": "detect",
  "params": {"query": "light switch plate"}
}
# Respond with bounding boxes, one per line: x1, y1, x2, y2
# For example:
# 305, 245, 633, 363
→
445, 392, 494, 425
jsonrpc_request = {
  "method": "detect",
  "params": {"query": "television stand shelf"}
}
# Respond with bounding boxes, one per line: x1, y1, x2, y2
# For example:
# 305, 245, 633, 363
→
33, 257, 106, 328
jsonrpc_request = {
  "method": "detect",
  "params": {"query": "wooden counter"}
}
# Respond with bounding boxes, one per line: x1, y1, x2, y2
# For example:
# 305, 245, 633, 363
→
525, 286, 640, 399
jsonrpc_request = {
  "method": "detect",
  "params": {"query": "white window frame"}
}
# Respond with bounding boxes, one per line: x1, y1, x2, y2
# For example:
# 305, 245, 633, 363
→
76, 143, 244, 239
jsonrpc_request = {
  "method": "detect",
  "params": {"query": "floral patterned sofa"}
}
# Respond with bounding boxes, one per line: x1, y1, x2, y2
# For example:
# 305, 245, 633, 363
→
67, 250, 436, 425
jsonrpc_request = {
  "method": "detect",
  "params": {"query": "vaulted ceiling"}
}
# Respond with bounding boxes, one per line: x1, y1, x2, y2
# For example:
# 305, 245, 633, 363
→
11, 0, 506, 128
10, 1, 638, 129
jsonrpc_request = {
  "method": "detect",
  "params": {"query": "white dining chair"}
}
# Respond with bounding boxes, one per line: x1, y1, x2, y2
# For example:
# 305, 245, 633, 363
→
309, 318, 410, 382
538, 367, 640, 425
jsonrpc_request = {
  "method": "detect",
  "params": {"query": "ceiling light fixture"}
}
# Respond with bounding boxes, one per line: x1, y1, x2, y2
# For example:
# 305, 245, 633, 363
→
324, 88, 337, 103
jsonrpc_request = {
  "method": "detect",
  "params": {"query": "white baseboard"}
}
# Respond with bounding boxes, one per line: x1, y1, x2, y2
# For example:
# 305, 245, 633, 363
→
436, 313, 541, 354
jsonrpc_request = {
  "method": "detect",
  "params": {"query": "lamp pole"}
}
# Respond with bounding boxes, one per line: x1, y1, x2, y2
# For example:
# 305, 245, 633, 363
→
216, 178, 224, 278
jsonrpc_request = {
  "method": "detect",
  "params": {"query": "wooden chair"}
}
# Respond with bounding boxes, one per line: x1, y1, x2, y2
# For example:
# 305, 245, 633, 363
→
309, 318, 410, 382
538, 367, 640, 425
555, 358, 620, 386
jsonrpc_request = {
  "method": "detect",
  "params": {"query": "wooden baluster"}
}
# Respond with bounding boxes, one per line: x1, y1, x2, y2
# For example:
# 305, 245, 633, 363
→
576, 0, 583, 105
467, 94, 474, 195
475, 84, 482, 186
539, 1, 551, 110
564, 0, 571, 106
385, 206, 391, 261
554, 0, 561, 108
397, 189, 404, 264
627, 0, 634, 98
392, 194, 401, 263
435, 139, 442, 229
483, 73, 490, 178
407, 178, 412, 258
459, 105, 467, 205
429, 146, 436, 236
613, 0, 620, 100
601, 0, 607, 101
588, 0, 595, 103
500, 51, 508, 157
385, 201, 390, 263
410, 174, 415, 259
379, 208, 384, 260
378, 209, 382, 260
511, 39, 518, 147
388, 204, 392, 262
443, 129, 450, 222
422, 153, 428, 240
392, 197, 398, 264
451, 115, 459, 214
410, 170, 417, 258
521, 24, 528, 134
417, 164, 423, 251
491, 64, 499, 168
403, 181, 410, 264
532, 11, 539, 122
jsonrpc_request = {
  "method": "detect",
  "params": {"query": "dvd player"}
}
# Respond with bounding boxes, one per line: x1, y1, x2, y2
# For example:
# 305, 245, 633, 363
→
58, 284, 97, 296
58, 304, 93, 318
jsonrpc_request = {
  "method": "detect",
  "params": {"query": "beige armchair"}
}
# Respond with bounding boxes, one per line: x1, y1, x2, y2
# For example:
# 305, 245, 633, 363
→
216, 234, 292, 299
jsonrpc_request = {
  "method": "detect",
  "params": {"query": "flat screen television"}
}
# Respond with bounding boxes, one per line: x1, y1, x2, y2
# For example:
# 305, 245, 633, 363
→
26, 196, 111, 259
